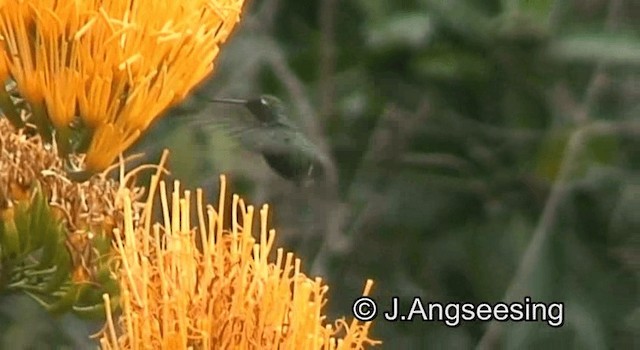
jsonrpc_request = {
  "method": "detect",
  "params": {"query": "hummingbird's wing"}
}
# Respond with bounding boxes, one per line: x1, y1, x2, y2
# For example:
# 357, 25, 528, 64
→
235, 126, 318, 156
184, 102, 309, 154
186, 111, 311, 156
186, 102, 262, 135
181, 98, 328, 166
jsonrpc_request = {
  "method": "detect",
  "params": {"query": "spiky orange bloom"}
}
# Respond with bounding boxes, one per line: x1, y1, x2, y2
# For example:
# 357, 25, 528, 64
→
100, 175, 380, 349
0, 0, 244, 172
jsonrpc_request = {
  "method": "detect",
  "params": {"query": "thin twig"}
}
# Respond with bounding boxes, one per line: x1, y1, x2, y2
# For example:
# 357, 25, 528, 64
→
476, 2, 630, 346
256, 0, 281, 31
310, 103, 431, 275
318, 0, 338, 122
476, 120, 640, 350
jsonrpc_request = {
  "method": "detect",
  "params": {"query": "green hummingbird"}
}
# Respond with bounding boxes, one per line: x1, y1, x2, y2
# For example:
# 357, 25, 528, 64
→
197, 95, 328, 186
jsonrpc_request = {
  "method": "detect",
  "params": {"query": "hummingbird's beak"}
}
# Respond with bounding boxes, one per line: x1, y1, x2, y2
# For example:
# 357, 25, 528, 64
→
206, 97, 248, 105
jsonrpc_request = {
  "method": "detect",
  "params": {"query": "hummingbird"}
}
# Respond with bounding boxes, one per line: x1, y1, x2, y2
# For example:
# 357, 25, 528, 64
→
196, 95, 328, 186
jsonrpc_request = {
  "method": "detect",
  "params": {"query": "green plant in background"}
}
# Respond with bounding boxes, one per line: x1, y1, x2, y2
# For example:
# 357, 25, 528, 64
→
139, 0, 639, 348
2, 0, 637, 348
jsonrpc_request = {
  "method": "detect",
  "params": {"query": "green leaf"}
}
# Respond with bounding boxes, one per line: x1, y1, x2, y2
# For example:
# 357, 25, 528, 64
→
413, 47, 492, 81
547, 33, 640, 65
367, 13, 434, 50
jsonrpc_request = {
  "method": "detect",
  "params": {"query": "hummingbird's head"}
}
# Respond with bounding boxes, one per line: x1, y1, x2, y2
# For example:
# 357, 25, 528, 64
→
246, 95, 286, 124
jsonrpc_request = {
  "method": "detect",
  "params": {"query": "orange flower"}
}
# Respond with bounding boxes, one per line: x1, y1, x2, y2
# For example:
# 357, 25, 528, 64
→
100, 175, 380, 349
0, 0, 245, 172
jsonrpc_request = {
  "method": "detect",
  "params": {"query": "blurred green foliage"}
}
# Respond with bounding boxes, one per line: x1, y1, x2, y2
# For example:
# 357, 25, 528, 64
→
136, 0, 639, 349
3, 0, 639, 348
